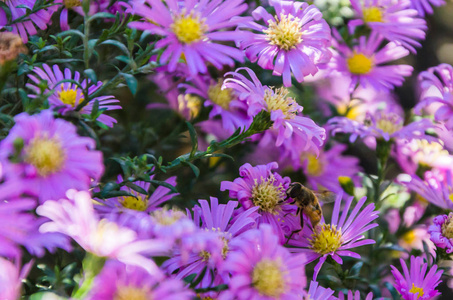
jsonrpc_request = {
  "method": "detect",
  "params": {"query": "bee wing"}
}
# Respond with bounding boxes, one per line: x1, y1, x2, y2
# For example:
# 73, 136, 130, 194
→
314, 190, 336, 204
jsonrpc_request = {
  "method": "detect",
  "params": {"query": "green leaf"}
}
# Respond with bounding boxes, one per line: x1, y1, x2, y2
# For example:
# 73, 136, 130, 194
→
149, 180, 178, 194
84, 69, 97, 83
384, 282, 400, 300
121, 73, 138, 95
186, 121, 198, 159
348, 261, 363, 277
124, 182, 148, 195
183, 161, 200, 178
100, 39, 130, 56
87, 12, 116, 22
57, 29, 85, 40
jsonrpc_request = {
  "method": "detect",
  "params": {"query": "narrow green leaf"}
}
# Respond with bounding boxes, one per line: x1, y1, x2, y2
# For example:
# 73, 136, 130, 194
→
121, 73, 138, 95
186, 121, 198, 158
84, 69, 97, 83
124, 182, 148, 195
149, 180, 178, 194
183, 161, 200, 178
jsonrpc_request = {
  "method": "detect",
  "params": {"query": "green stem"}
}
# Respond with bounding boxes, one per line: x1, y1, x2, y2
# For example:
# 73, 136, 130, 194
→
72, 254, 105, 299
373, 140, 392, 205
83, 17, 91, 69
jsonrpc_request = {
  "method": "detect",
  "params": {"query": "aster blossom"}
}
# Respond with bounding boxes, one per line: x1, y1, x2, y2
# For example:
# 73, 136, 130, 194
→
328, 110, 437, 144
328, 32, 413, 92
391, 255, 442, 300
400, 170, 453, 210
0, 257, 33, 300
338, 290, 373, 300
349, 0, 427, 53
221, 224, 307, 300
162, 197, 259, 289
0, 110, 104, 202
0, 0, 54, 43
415, 63, 453, 130
95, 175, 178, 216
237, 0, 331, 86
87, 261, 194, 300
128, 0, 247, 75
27, 64, 121, 127
428, 212, 453, 253
306, 281, 335, 300
410, 0, 446, 17
221, 162, 301, 244
37, 189, 170, 276
180, 75, 252, 135
223, 67, 326, 157
288, 193, 379, 279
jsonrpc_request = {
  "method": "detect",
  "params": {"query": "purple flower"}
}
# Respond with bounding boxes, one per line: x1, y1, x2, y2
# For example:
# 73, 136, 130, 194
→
0, 195, 70, 259
87, 260, 194, 300
298, 143, 362, 193
37, 189, 170, 276
162, 197, 259, 289
349, 0, 427, 53
0, 0, 54, 43
410, 0, 446, 17
238, 0, 331, 86
429, 212, 453, 253
328, 110, 437, 144
0, 257, 33, 300
328, 32, 413, 91
27, 64, 121, 127
391, 255, 442, 300
415, 64, 453, 130
128, 0, 247, 75
306, 281, 335, 300
221, 224, 307, 299
223, 67, 326, 157
288, 193, 379, 279
221, 162, 301, 244
95, 175, 178, 215
180, 75, 252, 135
400, 170, 453, 210
0, 110, 104, 202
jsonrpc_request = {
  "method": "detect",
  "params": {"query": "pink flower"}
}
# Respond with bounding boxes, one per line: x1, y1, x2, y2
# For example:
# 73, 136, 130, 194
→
328, 32, 413, 91
349, 0, 427, 53
238, 0, 331, 86
0, 257, 33, 300
0, 110, 104, 202
288, 193, 379, 279
391, 255, 442, 300
37, 189, 170, 277
221, 224, 307, 300
128, 0, 247, 75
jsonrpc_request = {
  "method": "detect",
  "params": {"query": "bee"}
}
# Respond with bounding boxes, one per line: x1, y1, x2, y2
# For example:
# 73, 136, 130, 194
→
286, 182, 335, 230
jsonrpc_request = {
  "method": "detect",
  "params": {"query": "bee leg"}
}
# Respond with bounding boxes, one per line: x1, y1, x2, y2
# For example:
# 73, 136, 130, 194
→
286, 228, 302, 244
285, 211, 303, 244
283, 207, 299, 218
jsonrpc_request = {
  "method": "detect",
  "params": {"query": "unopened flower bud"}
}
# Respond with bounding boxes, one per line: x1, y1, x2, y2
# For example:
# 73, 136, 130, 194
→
0, 32, 27, 66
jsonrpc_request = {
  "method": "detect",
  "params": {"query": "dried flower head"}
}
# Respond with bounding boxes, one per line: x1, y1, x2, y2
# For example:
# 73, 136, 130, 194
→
0, 32, 27, 65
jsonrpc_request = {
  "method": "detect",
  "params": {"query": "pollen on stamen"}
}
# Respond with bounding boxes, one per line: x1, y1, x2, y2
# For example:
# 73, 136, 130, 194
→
441, 212, 453, 239
302, 154, 324, 176
373, 113, 403, 135
114, 286, 148, 300
208, 80, 234, 110
120, 195, 148, 211
252, 259, 286, 298
63, 0, 81, 9
263, 87, 298, 119
171, 10, 208, 44
409, 283, 424, 299
251, 175, 286, 214
24, 135, 66, 177
58, 86, 82, 107
363, 7, 384, 23
309, 224, 343, 255
347, 52, 374, 75
264, 13, 303, 51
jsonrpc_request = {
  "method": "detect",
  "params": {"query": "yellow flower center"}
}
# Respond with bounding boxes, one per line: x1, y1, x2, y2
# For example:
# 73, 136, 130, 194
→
251, 175, 286, 214
151, 208, 185, 226
120, 195, 148, 211
252, 259, 286, 298
347, 53, 374, 75
401, 230, 416, 244
263, 87, 297, 119
441, 213, 453, 239
303, 154, 324, 176
63, 0, 81, 8
178, 94, 202, 119
207, 81, 234, 110
114, 286, 148, 300
58, 87, 82, 107
337, 103, 360, 120
309, 224, 343, 255
371, 113, 403, 135
409, 284, 424, 299
449, 194, 453, 204
24, 135, 66, 177
200, 250, 211, 261
171, 11, 207, 44
363, 7, 384, 23
413, 140, 448, 167
264, 13, 303, 51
